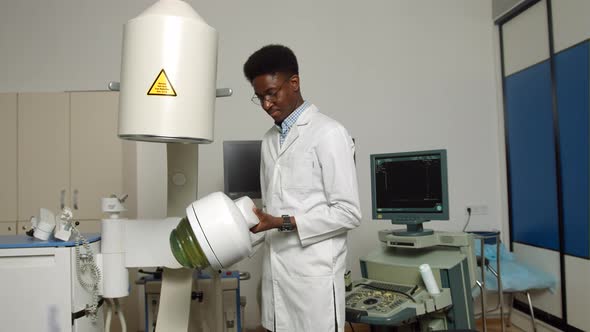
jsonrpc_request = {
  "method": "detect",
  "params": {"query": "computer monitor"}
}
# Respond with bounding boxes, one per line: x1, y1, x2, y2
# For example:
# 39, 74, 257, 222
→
370, 149, 449, 236
223, 140, 262, 199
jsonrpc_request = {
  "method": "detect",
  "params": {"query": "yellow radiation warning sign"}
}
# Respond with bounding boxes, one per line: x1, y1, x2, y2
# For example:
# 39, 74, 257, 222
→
147, 69, 177, 96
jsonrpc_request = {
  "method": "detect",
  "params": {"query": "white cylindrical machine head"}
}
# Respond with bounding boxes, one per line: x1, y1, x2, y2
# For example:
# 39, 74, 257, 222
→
185, 192, 253, 271
119, 0, 218, 143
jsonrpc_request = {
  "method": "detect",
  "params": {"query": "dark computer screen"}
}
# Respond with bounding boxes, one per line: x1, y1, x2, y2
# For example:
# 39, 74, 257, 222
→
223, 140, 262, 199
371, 149, 448, 223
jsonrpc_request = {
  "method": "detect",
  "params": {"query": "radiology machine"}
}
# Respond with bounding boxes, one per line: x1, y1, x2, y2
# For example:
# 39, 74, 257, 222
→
0, 1, 264, 331
102, 1, 262, 331
346, 150, 477, 331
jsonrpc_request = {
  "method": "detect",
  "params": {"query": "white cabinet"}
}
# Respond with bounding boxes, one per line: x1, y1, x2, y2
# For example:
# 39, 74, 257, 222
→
0, 93, 17, 223
70, 92, 123, 220
16, 221, 32, 235
72, 220, 102, 234
17, 91, 124, 223
18, 93, 70, 221
0, 222, 17, 235
0, 239, 103, 332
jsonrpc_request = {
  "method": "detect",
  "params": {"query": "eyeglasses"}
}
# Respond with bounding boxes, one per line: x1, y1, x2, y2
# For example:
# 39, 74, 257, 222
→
251, 76, 292, 106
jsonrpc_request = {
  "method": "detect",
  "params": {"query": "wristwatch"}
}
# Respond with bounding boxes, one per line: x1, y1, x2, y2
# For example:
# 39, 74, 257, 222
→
278, 215, 295, 232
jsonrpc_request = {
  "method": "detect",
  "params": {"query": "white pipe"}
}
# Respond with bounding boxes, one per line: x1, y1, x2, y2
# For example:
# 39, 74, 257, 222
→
114, 298, 128, 332
101, 218, 129, 298
104, 299, 113, 332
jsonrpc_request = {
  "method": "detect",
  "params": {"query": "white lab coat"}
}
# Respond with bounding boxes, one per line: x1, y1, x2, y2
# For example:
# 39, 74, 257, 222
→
259, 104, 361, 332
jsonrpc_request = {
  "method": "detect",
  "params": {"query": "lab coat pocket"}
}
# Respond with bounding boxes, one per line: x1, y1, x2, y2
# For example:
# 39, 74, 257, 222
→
275, 237, 333, 277
282, 154, 314, 190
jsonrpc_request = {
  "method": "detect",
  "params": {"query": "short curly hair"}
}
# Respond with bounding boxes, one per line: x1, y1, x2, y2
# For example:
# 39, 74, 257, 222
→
243, 44, 299, 83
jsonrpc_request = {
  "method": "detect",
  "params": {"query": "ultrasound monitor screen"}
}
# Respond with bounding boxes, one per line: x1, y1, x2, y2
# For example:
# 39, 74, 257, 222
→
375, 155, 442, 212
371, 150, 448, 221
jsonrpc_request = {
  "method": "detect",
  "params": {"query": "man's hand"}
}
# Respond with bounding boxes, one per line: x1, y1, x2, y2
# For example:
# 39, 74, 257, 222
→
250, 207, 281, 233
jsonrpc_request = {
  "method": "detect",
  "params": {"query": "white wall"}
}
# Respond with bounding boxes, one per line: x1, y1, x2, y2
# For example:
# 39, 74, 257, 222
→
0, 0, 502, 329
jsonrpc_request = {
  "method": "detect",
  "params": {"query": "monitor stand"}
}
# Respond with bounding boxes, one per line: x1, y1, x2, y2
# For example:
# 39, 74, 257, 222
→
379, 230, 473, 249
392, 221, 434, 237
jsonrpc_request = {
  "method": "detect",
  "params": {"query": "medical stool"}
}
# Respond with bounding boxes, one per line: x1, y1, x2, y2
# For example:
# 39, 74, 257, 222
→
470, 231, 504, 332
474, 236, 556, 332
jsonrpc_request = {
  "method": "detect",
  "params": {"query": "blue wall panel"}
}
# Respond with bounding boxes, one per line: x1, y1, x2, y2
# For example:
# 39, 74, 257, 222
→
555, 41, 590, 258
505, 61, 560, 251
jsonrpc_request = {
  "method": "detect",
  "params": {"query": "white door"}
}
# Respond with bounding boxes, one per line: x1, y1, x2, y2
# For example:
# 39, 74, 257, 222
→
72, 219, 101, 234
0, 222, 17, 235
0, 247, 72, 331
0, 93, 17, 222
18, 93, 70, 221
16, 220, 33, 235
70, 91, 123, 220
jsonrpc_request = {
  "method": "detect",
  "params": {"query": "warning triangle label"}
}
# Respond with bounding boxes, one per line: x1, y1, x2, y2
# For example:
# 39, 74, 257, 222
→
147, 69, 177, 96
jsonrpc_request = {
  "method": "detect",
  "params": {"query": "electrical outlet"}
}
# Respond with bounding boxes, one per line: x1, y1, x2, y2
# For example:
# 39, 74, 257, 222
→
466, 205, 488, 215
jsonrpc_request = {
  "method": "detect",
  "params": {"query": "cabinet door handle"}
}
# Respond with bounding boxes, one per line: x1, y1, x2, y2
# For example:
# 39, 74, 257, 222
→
73, 189, 79, 210
60, 189, 66, 210
7, 226, 12, 231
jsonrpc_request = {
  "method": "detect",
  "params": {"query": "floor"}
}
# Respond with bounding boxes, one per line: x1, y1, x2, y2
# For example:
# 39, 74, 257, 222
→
475, 318, 521, 332
246, 318, 520, 332
344, 318, 520, 332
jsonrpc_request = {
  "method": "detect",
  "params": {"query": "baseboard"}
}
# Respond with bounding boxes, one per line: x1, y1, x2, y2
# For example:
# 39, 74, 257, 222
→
511, 309, 561, 332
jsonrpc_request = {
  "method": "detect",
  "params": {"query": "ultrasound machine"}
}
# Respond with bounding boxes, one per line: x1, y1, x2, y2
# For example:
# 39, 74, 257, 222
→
346, 150, 477, 331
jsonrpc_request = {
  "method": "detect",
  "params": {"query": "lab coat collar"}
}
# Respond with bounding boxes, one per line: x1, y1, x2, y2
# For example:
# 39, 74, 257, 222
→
277, 104, 316, 157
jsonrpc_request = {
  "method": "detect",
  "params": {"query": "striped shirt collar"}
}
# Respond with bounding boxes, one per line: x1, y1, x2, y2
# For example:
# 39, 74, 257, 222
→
276, 101, 310, 146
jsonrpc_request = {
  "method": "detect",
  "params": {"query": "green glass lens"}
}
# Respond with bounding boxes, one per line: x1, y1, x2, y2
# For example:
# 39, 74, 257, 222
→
169, 217, 210, 269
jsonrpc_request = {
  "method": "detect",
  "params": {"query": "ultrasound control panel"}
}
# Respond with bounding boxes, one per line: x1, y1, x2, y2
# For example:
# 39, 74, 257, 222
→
346, 280, 417, 318
345, 278, 452, 326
